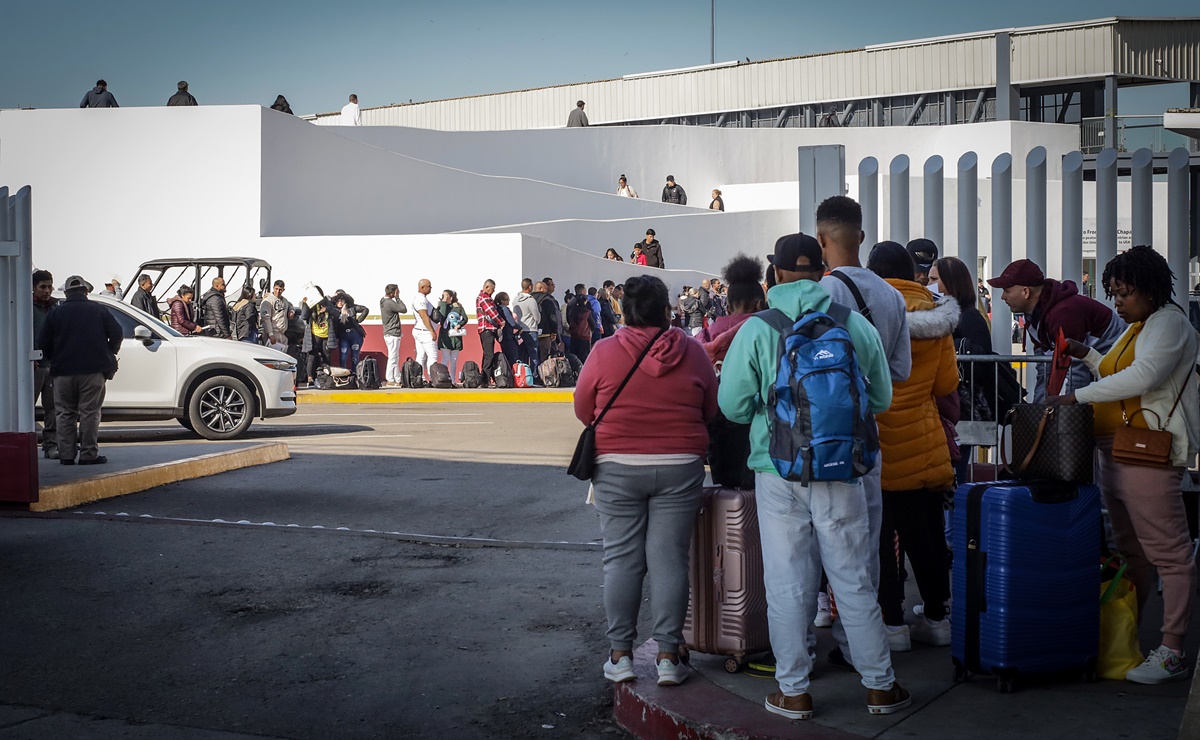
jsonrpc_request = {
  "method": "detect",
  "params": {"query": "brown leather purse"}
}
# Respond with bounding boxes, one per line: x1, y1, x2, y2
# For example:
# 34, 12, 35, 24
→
1111, 371, 1190, 468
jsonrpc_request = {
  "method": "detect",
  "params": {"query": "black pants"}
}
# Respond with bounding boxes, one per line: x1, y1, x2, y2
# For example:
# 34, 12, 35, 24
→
572, 336, 591, 364
306, 345, 328, 382
479, 329, 498, 380
878, 488, 950, 625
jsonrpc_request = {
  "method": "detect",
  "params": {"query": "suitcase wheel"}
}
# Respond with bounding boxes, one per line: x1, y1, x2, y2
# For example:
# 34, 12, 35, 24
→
724, 657, 743, 674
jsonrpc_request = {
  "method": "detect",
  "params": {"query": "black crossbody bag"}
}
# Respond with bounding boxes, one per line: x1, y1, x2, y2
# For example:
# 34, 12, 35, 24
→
567, 327, 667, 481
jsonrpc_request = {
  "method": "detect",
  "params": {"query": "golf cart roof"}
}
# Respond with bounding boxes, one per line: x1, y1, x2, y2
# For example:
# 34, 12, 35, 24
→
137, 257, 272, 270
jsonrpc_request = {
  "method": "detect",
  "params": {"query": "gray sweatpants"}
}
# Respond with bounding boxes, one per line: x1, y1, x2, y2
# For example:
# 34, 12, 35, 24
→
54, 373, 107, 462
592, 459, 705, 655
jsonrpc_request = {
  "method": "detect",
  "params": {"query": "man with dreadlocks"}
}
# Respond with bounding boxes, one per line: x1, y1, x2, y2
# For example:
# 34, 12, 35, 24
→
1051, 245, 1200, 685
988, 258, 1124, 401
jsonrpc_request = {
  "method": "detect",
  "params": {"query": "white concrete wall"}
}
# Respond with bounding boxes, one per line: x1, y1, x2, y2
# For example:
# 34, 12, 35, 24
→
0, 107, 263, 283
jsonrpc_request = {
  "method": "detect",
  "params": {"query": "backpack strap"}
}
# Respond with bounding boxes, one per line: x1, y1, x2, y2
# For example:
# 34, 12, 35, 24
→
754, 308, 794, 335
829, 271, 874, 327
824, 302, 852, 328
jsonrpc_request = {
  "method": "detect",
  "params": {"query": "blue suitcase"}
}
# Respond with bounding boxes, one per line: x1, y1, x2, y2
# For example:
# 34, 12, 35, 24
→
952, 481, 1101, 692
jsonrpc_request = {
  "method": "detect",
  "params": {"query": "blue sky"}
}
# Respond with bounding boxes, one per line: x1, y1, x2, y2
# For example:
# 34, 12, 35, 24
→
0, 1, 1195, 115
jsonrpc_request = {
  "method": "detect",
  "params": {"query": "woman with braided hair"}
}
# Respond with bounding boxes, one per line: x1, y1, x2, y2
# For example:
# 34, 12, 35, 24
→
1052, 245, 1200, 684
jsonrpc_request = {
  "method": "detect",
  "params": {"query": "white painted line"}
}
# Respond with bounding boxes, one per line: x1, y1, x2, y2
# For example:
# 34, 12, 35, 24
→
290, 413, 485, 418
289, 434, 414, 439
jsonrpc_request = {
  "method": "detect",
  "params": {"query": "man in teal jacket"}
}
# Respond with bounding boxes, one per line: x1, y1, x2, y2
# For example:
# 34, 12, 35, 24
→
719, 233, 909, 720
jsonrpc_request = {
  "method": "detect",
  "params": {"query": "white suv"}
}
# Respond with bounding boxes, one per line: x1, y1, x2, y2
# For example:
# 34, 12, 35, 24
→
95, 295, 297, 439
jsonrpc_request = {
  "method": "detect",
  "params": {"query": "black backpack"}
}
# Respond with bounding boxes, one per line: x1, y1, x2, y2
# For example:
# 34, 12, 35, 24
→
430, 362, 454, 389
461, 360, 484, 388
356, 356, 381, 389
493, 354, 514, 388
400, 358, 425, 388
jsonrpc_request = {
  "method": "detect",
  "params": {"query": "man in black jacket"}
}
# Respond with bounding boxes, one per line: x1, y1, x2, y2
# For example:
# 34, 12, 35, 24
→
536, 277, 562, 362
130, 274, 159, 317
661, 175, 687, 205
633, 229, 665, 269
80, 79, 118, 108
201, 277, 232, 339
168, 81, 198, 106
37, 276, 122, 465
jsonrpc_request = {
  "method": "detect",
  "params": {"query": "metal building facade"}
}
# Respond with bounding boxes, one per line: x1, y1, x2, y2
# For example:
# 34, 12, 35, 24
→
307, 17, 1200, 131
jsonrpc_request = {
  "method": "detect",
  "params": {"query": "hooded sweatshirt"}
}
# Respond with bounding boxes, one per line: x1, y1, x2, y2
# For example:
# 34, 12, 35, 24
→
1027, 278, 1125, 401
513, 291, 542, 333
875, 280, 960, 491
719, 279, 892, 475
574, 325, 718, 456
80, 86, 118, 108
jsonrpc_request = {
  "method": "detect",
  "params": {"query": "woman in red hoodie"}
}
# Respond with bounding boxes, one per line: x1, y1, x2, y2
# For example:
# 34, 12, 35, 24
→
575, 275, 719, 688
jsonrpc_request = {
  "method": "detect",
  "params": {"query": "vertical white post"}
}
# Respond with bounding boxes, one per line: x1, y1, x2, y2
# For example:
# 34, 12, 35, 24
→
1130, 148, 1154, 247
1096, 148, 1119, 298
1062, 152, 1085, 294
14, 187, 34, 433
889, 155, 910, 244
859, 157, 879, 248
923, 155, 944, 249
991, 154, 1013, 353
1026, 147, 1047, 267
957, 152, 979, 279
0, 187, 11, 431
1168, 148, 1191, 305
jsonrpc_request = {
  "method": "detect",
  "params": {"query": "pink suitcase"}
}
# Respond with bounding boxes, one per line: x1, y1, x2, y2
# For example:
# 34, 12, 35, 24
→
682, 487, 771, 672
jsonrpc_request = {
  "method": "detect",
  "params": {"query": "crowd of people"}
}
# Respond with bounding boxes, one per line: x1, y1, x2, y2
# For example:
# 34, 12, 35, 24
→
571, 194, 1199, 722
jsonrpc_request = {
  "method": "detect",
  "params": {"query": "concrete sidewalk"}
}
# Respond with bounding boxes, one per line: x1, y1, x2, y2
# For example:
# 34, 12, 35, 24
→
615, 582, 1197, 739
29, 441, 289, 512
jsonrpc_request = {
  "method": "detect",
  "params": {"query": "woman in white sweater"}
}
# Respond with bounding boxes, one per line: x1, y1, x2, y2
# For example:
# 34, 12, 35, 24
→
1054, 246, 1200, 685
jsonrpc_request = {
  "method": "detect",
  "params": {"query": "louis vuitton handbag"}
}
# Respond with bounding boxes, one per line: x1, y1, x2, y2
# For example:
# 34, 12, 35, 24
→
1002, 403, 1095, 483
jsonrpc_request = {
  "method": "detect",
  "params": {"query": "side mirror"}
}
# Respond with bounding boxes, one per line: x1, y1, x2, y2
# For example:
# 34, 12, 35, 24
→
133, 325, 154, 345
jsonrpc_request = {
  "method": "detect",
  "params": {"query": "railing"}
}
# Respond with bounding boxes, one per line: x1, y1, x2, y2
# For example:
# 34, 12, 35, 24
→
1080, 115, 1198, 155
955, 354, 1050, 472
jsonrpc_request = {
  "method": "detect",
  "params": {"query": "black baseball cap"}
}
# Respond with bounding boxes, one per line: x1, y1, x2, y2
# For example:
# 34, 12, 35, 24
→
769, 233, 823, 272
906, 238, 938, 272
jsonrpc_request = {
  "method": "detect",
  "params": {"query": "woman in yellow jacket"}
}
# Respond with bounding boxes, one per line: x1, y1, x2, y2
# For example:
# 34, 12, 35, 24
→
867, 242, 960, 651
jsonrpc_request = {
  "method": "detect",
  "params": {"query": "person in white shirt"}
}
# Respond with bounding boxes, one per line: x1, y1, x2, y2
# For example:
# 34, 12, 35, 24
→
341, 94, 361, 126
411, 279, 439, 381
616, 175, 638, 198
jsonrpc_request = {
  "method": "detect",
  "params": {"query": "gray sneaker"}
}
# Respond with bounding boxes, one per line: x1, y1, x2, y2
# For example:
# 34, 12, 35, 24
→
656, 657, 689, 686
1125, 646, 1188, 685
603, 655, 636, 683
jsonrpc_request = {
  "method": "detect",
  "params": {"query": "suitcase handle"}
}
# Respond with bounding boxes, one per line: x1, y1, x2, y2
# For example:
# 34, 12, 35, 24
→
714, 545, 724, 604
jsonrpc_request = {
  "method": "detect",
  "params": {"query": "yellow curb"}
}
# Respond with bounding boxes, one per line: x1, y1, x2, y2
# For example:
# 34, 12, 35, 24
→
297, 388, 575, 404
32, 442, 290, 513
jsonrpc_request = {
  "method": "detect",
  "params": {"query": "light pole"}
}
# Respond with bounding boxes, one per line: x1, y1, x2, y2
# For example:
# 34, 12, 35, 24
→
710, 0, 715, 64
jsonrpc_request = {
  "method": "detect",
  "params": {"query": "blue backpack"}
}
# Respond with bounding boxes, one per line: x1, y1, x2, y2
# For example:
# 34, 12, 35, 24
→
757, 304, 878, 484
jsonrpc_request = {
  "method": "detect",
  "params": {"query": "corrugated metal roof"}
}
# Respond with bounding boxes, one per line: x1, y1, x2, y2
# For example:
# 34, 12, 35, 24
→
306, 17, 1200, 130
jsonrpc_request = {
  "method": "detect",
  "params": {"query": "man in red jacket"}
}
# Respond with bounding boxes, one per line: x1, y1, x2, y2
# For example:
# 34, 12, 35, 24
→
989, 259, 1124, 402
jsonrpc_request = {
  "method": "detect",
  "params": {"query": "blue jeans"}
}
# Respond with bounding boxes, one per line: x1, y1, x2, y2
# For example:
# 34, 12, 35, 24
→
339, 333, 363, 372
522, 331, 540, 378
756, 471, 895, 694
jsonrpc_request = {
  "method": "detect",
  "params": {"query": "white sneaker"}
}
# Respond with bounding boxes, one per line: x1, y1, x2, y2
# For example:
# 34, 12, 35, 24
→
885, 624, 912, 652
1125, 645, 1189, 685
603, 655, 636, 683
909, 617, 952, 646
813, 592, 834, 628
656, 657, 689, 686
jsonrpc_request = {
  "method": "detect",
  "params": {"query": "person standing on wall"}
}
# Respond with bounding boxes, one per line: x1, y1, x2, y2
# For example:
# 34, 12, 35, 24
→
662, 176, 687, 205
567, 100, 589, 127
32, 270, 60, 459
80, 79, 118, 108
476, 279, 503, 382
617, 175, 638, 198
167, 81, 197, 106
709, 189, 724, 211
270, 95, 294, 114
380, 284, 407, 387
342, 94, 362, 126
37, 276, 122, 466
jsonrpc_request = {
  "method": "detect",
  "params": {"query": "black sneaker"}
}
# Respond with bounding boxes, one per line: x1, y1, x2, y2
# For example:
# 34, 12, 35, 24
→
59, 458, 76, 466
79, 456, 108, 465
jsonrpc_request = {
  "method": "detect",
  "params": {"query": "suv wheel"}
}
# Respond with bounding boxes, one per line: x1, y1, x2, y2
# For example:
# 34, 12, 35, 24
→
188, 375, 255, 440
177, 416, 198, 435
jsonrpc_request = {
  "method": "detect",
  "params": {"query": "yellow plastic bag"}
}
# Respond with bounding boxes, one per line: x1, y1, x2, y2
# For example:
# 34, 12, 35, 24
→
1098, 563, 1143, 680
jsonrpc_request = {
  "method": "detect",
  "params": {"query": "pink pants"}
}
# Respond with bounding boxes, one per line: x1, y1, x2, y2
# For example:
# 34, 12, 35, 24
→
1097, 437, 1196, 643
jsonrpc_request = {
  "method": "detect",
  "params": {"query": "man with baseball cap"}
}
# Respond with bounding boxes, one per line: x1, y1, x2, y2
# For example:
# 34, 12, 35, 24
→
719, 233, 909, 720
661, 175, 687, 206
36, 276, 123, 465
905, 239, 938, 287
988, 258, 1123, 401
101, 275, 122, 299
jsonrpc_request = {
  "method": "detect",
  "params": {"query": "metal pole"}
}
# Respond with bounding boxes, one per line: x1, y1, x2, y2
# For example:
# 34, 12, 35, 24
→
1062, 151, 1085, 293
1096, 147, 1119, 300
710, 0, 715, 65
958, 152, 979, 279
13, 187, 34, 433
1130, 148, 1153, 246
859, 157, 879, 248
991, 154, 1013, 353
1026, 147, 1047, 267
924, 156, 944, 249
0, 187, 10, 431
1168, 148, 1191, 305
890, 154, 910, 244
